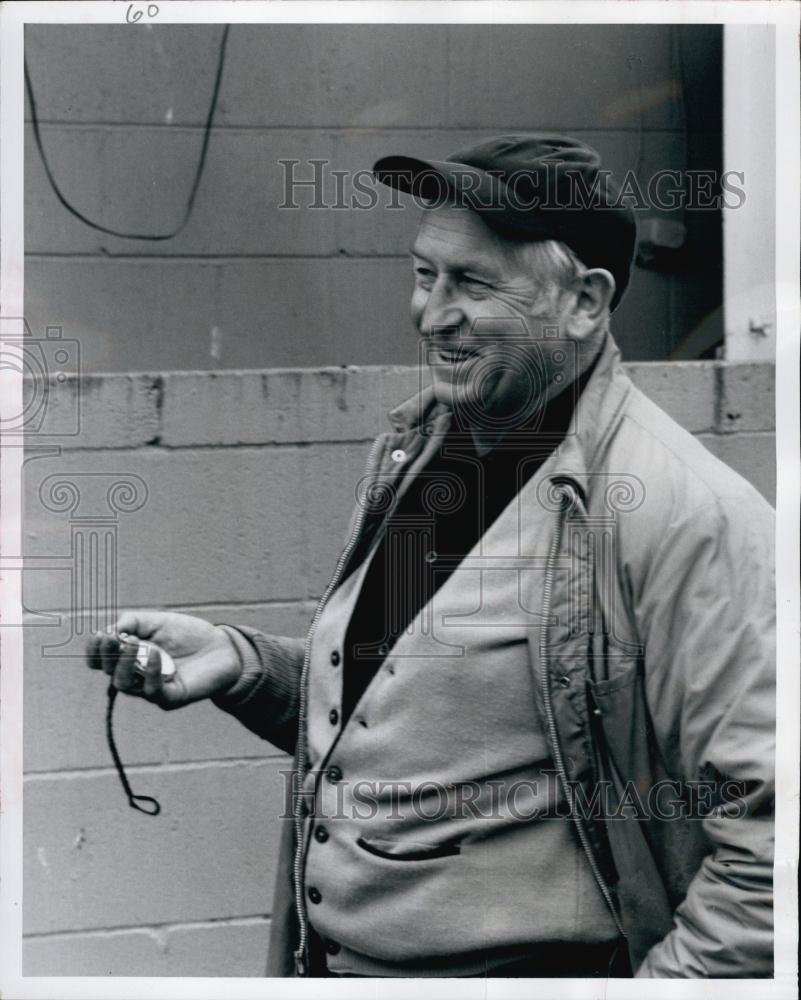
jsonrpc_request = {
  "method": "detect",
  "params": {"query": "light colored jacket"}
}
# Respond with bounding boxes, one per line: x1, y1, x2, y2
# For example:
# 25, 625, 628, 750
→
216, 332, 775, 978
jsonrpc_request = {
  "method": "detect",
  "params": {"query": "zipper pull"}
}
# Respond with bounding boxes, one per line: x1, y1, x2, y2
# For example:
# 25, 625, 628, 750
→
294, 950, 307, 977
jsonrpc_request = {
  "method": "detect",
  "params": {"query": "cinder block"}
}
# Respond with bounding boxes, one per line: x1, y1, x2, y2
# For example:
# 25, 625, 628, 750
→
300, 442, 379, 597
160, 369, 303, 447
23, 761, 290, 934
22, 446, 307, 609
447, 24, 677, 130
26, 126, 336, 257
24, 918, 272, 977
221, 24, 451, 128
23, 603, 307, 773
695, 432, 775, 505
162, 919, 271, 976
326, 258, 417, 367
626, 362, 717, 433
718, 363, 775, 433
160, 367, 423, 447
24, 259, 323, 373
22, 373, 161, 450
25, 25, 230, 126
25, 258, 218, 374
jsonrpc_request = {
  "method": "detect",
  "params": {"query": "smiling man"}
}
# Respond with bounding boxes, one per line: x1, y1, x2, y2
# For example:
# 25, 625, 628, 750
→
86, 135, 775, 979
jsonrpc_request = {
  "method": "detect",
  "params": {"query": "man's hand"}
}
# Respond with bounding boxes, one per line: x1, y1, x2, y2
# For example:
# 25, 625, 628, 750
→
85, 611, 242, 709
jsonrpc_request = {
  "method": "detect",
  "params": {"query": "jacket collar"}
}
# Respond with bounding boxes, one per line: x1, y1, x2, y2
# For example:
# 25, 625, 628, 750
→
551, 331, 633, 500
386, 331, 633, 501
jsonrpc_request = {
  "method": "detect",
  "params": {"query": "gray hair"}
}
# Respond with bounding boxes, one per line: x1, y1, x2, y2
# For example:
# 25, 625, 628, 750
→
513, 239, 587, 316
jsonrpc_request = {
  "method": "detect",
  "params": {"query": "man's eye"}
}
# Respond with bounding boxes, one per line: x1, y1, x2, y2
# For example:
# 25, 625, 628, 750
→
463, 276, 489, 291
415, 267, 435, 279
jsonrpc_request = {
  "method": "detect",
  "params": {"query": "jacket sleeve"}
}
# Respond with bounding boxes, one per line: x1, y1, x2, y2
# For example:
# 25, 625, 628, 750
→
631, 493, 775, 978
211, 624, 305, 755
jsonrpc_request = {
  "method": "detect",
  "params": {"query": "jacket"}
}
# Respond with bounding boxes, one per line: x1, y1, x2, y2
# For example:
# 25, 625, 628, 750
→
216, 331, 775, 978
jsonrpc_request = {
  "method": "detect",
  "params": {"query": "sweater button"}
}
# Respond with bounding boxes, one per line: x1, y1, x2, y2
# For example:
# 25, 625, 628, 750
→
326, 765, 343, 783
425, 550, 438, 564
314, 825, 329, 843
330, 650, 340, 666
308, 887, 322, 904
558, 675, 571, 687
326, 940, 341, 955
329, 708, 339, 726
391, 448, 406, 463
377, 642, 390, 657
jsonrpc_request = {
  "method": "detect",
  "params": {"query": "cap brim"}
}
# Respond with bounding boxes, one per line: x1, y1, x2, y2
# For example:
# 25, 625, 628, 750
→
373, 154, 555, 241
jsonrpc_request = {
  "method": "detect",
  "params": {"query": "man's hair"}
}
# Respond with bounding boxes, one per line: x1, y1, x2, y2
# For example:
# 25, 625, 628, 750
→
513, 239, 588, 317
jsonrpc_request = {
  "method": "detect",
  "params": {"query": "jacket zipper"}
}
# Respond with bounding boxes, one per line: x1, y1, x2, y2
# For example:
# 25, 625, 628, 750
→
539, 482, 627, 941
292, 435, 386, 976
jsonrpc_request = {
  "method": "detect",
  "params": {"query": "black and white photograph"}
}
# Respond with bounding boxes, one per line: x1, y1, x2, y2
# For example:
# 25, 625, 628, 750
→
0, 1, 798, 996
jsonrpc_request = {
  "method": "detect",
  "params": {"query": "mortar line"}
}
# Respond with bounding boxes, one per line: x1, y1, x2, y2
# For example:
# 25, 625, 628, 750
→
47, 437, 378, 453
24, 755, 289, 781
25, 253, 411, 262
45, 433, 781, 457
26, 120, 689, 134
28, 597, 318, 615
24, 914, 272, 941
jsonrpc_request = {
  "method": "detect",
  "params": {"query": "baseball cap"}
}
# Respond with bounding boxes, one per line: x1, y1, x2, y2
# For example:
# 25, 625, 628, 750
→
373, 133, 637, 311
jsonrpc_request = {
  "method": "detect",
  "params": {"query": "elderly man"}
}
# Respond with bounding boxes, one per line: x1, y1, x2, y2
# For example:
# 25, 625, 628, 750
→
86, 135, 775, 979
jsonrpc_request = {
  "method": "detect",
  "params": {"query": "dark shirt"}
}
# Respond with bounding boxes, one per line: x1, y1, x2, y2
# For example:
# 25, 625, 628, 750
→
341, 364, 593, 724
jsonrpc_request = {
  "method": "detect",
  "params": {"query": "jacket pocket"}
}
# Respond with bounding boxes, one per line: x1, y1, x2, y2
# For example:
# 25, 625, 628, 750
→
356, 834, 462, 862
590, 657, 649, 778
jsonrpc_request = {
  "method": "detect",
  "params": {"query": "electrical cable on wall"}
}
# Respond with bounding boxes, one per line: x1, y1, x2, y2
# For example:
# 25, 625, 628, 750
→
24, 24, 230, 241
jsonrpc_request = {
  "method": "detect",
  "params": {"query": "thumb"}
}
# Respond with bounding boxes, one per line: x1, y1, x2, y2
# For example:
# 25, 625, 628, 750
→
114, 611, 161, 640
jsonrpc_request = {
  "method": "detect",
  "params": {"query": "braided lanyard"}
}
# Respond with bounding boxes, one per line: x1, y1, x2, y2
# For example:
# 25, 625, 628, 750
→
105, 683, 161, 816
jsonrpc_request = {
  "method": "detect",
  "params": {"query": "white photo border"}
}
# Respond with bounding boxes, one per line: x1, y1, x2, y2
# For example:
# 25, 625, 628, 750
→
1, 3, 798, 998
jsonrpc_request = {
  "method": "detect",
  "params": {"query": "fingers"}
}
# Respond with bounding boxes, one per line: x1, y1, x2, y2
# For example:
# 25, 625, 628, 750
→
98, 633, 120, 674
85, 620, 175, 703
142, 644, 164, 699
85, 632, 104, 670
112, 635, 141, 693
84, 631, 122, 675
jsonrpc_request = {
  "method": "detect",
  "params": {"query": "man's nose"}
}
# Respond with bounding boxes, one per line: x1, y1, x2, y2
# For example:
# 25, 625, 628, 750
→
418, 278, 464, 339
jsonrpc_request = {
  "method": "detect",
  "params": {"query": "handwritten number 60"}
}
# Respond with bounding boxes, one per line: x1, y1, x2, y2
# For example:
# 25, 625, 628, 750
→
126, 4, 159, 22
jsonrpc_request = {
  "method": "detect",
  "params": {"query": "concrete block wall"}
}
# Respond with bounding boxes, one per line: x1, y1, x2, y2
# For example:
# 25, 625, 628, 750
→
21, 359, 774, 976
25, 23, 723, 371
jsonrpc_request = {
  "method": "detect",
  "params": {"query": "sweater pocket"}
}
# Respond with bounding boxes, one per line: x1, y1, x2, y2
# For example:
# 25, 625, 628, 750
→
356, 834, 463, 862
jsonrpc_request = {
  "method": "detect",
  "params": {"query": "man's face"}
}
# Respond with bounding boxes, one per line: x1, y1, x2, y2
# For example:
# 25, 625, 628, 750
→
410, 204, 575, 433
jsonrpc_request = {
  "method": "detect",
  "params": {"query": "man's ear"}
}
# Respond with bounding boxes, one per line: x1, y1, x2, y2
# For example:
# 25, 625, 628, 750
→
564, 268, 615, 336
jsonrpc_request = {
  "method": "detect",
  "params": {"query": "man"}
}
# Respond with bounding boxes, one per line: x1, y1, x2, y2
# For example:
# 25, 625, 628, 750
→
86, 135, 775, 978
